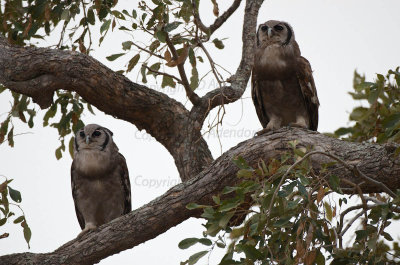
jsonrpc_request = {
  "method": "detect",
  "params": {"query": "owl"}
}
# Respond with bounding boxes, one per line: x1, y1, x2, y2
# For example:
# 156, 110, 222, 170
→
252, 20, 319, 134
71, 124, 131, 236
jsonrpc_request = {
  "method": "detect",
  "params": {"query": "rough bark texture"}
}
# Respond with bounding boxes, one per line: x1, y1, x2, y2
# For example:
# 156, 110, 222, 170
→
1, 128, 399, 265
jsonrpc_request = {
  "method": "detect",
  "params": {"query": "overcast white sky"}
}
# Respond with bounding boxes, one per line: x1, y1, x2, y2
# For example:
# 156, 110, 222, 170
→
1, 0, 400, 264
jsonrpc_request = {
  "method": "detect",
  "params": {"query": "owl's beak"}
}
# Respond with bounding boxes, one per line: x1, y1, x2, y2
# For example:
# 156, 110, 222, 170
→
85, 135, 90, 144
267, 28, 273, 38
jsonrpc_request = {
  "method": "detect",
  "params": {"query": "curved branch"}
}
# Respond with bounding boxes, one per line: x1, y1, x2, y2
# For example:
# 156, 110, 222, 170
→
1, 128, 399, 264
193, 0, 243, 35
194, 0, 264, 120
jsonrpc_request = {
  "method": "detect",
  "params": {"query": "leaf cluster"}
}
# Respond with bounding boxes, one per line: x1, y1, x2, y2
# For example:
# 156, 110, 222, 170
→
0, 177, 31, 248
334, 67, 400, 144
181, 142, 400, 264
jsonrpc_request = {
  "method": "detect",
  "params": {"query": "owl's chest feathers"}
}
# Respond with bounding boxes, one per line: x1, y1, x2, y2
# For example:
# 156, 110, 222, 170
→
74, 150, 115, 178
255, 44, 297, 79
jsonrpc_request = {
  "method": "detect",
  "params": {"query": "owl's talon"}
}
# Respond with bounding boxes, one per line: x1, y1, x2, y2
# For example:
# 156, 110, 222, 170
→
255, 128, 271, 136
77, 223, 97, 238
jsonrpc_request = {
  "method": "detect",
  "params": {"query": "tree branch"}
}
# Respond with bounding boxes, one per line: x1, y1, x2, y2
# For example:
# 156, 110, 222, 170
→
0, 34, 212, 181
192, 0, 243, 36
1, 128, 400, 264
194, 0, 263, 120
165, 35, 201, 105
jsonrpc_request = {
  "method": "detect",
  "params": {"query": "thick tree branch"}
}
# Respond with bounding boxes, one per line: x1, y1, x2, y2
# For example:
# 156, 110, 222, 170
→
0, 34, 213, 181
1, 128, 399, 264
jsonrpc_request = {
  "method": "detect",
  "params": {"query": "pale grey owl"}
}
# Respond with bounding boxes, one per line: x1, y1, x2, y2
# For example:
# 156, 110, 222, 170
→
252, 20, 319, 133
71, 124, 131, 236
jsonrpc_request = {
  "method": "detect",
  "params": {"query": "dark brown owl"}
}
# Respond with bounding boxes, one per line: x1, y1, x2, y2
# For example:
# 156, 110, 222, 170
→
252, 20, 319, 133
71, 124, 131, 236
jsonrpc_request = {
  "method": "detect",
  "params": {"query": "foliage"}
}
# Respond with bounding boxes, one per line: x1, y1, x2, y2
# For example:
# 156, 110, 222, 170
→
334, 67, 400, 144
0, 177, 31, 248
181, 141, 400, 264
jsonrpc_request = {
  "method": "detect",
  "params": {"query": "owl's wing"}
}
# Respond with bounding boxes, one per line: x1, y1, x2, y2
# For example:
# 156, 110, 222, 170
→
71, 161, 85, 230
296, 56, 320, 131
251, 72, 270, 128
118, 153, 132, 214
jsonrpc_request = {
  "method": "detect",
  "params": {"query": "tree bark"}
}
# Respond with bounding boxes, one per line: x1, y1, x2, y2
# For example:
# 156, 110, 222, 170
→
1, 128, 399, 265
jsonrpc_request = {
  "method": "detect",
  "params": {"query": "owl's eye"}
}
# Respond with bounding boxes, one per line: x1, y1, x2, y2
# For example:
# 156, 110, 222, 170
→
274, 25, 284, 31
79, 131, 85, 138
261, 25, 268, 32
92, 130, 101, 137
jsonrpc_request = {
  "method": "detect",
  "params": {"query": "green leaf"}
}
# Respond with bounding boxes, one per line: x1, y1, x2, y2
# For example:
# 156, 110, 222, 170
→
132, 9, 137, 18
383, 113, 400, 130
367, 88, 379, 104
324, 202, 333, 221
55, 147, 62, 160
122, 41, 133, 50
148, 62, 161, 75
329, 175, 343, 194
349, 107, 368, 121
43, 104, 57, 126
238, 244, 264, 260
190, 67, 199, 90
237, 169, 253, 178
188, 250, 208, 265
7, 126, 14, 147
164, 21, 182, 32
212, 38, 224, 49
315, 249, 325, 265
23, 223, 31, 248
334, 127, 353, 137
212, 195, 220, 205
232, 156, 251, 170
383, 231, 393, 241
161, 75, 176, 88
189, 48, 196, 66
100, 19, 111, 34
274, 216, 291, 227
13, 215, 25, 224
127, 54, 140, 72
156, 30, 167, 43
297, 180, 308, 197
198, 238, 212, 246
8, 186, 21, 203
178, 238, 199, 249
219, 201, 239, 212
0, 218, 6, 226
355, 229, 369, 241
222, 186, 238, 194
106, 53, 125, 61
140, 64, 148, 83
186, 203, 206, 210
87, 9, 95, 25
219, 211, 235, 228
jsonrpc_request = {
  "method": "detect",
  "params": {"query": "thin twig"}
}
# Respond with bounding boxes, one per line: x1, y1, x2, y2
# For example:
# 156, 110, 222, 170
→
131, 41, 165, 60
340, 211, 364, 237
165, 35, 201, 105
144, 65, 182, 84
198, 42, 224, 87
80, 0, 92, 53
